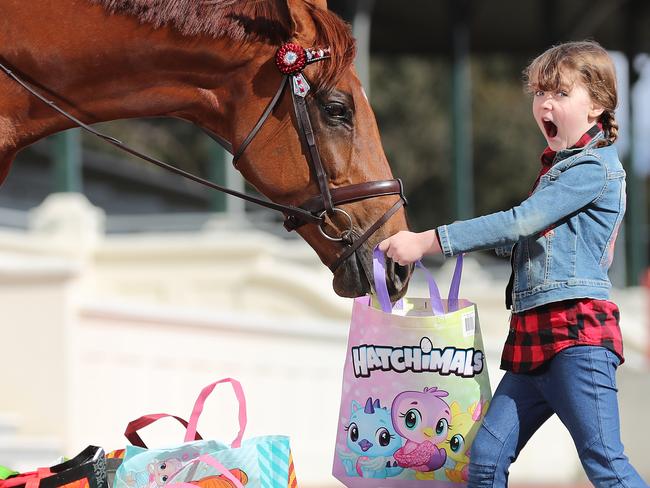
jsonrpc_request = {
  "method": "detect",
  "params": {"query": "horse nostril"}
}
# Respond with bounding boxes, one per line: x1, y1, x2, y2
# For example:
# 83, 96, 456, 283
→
395, 263, 411, 284
389, 261, 411, 286
385, 259, 413, 298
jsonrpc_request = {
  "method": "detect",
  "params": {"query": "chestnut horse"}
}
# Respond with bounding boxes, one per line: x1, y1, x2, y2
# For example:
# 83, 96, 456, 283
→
0, 0, 411, 299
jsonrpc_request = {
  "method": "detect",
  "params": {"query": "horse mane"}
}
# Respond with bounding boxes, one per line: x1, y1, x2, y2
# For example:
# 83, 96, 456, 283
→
90, 0, 356, 91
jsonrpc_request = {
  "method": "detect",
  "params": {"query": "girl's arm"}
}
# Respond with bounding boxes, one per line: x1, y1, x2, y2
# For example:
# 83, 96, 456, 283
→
437, 157, 607, 257
379, 157, 607, 264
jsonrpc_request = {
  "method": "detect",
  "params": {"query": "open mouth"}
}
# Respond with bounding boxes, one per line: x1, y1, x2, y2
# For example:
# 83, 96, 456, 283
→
543, 119, 558, 138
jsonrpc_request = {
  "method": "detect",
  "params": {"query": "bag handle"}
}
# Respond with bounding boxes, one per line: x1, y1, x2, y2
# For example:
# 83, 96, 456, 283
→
166, 454, 245, 488
124, 414, 203, 448
372, 247, 463, 315
184, 378, 247, 448
3, 446, 106, 488
447, 251, 464, 313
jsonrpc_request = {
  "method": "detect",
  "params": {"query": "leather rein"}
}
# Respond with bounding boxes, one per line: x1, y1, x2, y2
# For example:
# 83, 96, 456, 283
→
0, 43, 406, 272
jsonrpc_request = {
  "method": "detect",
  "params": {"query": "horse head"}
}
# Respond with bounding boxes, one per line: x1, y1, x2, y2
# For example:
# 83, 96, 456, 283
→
0, 0, 413, 299
227, 0, 413, 298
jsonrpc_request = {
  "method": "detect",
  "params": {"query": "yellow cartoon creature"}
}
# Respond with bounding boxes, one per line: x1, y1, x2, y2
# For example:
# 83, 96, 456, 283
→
444, 399, 489, 483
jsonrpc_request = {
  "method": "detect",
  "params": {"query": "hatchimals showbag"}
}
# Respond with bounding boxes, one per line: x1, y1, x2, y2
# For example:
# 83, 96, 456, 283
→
332, 251, 492, 487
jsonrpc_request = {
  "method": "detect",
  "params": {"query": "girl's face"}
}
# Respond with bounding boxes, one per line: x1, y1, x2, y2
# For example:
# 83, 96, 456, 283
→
532, 74, 604, 151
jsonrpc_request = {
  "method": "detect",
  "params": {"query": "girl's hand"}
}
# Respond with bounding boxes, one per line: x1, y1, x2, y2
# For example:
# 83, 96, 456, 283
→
378, 230, 441, 266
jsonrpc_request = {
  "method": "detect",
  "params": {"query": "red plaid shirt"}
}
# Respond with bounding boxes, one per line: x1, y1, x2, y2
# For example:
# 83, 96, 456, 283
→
501, 298, 624, 373
501, 124, 625, 373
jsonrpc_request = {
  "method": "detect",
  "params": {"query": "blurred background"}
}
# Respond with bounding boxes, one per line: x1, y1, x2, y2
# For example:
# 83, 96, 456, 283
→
1, 0, 650, 486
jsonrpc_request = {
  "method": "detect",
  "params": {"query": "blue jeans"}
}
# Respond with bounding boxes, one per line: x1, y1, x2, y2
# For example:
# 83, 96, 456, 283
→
468, 346, 647, 487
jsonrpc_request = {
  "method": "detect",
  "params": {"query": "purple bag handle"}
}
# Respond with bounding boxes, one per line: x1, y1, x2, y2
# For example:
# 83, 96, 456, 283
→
447, 252, 463, 312
372, 246, 463, 315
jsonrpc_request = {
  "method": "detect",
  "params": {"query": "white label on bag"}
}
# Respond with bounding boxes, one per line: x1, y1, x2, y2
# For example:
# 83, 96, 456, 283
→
462, 311, 476, 337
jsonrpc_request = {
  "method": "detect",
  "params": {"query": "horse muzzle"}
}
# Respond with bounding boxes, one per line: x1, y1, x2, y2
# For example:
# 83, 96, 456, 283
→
332, 244, 413, 300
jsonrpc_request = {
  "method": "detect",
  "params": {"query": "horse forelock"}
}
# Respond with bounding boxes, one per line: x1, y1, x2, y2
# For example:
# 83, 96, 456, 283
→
308, 4, 357, 92
89, 0, 355, 91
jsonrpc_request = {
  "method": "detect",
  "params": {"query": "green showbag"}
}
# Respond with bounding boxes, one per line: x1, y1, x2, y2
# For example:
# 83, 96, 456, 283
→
0, 467, 18, 481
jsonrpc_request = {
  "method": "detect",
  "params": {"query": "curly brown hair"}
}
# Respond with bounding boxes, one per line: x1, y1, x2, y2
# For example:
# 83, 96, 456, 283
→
523, 40, 619, 147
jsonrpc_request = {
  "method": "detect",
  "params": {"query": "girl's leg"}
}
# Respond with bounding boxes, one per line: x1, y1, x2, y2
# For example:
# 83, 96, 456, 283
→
468, 371, 553, 488
543, 346, 648, 488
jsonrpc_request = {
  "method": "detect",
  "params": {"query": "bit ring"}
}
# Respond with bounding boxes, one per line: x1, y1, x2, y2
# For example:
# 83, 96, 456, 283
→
318, 207, 354, 242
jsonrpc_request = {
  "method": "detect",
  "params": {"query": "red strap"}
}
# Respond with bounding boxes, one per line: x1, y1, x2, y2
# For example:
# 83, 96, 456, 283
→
125, 414, 203, 448
3, 468, 52, 488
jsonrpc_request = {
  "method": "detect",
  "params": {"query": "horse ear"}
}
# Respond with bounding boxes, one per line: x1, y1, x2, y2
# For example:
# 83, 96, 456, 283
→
285, 0, 320, 44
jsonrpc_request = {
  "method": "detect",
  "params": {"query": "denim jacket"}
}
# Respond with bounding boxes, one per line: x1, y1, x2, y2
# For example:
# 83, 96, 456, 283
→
437, 131, 626, 312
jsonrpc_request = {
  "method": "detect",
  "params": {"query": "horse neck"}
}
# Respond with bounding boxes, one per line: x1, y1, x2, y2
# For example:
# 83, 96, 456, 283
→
0, 0, 273, 152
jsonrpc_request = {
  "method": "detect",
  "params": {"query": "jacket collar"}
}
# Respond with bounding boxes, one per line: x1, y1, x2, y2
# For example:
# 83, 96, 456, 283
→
556, 124, 605, 162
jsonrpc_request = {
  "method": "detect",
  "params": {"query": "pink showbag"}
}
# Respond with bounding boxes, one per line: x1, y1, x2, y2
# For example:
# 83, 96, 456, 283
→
332, 250, 492, 487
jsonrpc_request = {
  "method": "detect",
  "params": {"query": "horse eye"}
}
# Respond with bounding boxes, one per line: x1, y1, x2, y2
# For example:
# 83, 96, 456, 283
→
323, 102, 348, 119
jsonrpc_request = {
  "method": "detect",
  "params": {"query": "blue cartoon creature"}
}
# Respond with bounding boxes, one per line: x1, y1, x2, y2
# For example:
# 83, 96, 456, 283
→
337, 397, 404, 478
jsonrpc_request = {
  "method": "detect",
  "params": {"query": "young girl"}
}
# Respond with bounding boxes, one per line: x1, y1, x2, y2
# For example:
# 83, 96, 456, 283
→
379, 41, 648, 487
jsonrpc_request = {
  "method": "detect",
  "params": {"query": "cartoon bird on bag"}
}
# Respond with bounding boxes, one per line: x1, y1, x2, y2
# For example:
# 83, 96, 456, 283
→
391, 387, 450, 479
445, 399, 490, 483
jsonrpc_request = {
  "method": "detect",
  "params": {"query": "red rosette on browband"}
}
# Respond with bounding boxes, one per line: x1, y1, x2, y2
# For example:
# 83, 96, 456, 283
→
275, 43, 308, 75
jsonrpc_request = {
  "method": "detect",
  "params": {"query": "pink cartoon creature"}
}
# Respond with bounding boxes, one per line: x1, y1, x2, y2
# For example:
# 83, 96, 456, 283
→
391, 387, 451, 477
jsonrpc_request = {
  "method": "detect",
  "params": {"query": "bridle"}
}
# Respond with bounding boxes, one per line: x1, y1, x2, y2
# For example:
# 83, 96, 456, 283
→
0, 42, 406, 272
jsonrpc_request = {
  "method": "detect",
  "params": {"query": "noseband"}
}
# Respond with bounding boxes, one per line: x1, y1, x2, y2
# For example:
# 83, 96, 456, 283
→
0, 42, 406, 272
